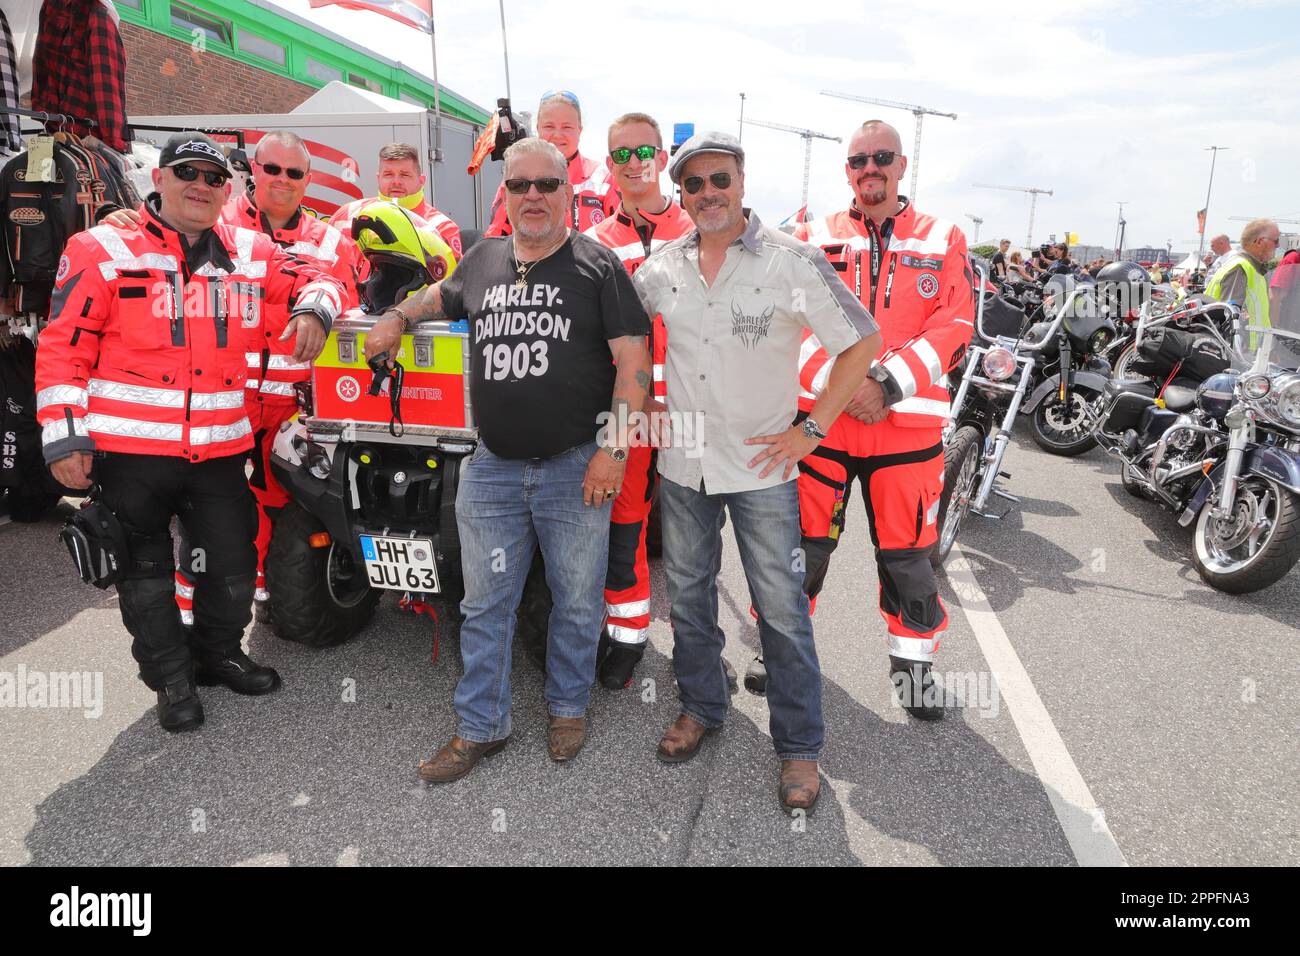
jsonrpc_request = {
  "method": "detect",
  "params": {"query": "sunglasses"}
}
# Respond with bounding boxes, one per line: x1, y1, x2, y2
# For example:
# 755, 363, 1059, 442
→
610, 145, 659, 165
847, 150, 898, 170
541, 89, 581, 108
504, 177, 564, 195
171, 163, 230, 187
257, 161, 307, 181
682, 171, 732, 195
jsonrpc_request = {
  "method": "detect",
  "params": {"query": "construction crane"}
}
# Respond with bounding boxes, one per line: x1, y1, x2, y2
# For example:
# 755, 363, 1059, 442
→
974, 182, 1054, 250
965, 214, 983, 244
1228, 216, 1300, 224
742, 117, 841, 212
821, 91, 956, 203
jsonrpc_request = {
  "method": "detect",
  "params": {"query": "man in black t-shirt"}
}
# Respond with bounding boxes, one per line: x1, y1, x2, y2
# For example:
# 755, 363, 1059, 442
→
991, 238, 1010, 279
365, 137, 652, 782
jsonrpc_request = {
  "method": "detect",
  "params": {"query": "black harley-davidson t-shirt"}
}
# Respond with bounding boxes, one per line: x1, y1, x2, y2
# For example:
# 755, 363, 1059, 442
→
438, 232, 651, 459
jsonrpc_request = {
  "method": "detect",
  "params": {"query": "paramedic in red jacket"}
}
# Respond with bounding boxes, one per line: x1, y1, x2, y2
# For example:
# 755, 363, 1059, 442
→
330, 142, 463, 259
787, 120, 974, 719
581, 111, 693, 688
484, 91, 619, 237
36, 133, 343, 733
222, 131, 359, 613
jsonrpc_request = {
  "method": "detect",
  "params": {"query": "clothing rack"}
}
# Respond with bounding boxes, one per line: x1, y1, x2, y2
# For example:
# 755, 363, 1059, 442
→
1, 105, 99, 129
127, 124, 246, 150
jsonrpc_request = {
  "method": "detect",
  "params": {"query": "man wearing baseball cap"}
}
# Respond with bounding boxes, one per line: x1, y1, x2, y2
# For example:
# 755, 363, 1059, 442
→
36, 131, 345, 733
633, 131, 881, 812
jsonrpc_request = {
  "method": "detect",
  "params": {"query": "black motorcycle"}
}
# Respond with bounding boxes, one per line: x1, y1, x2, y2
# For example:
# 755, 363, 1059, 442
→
1018, 276, 1118, 456
1091, 310, 1300, 593
932, 267, 1061, 565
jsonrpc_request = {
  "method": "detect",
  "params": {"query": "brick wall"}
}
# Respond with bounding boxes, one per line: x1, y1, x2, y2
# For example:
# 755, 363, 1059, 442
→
120, 22, 316, 118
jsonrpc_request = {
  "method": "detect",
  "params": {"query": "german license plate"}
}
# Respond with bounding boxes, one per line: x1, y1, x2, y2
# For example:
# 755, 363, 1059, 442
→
358, 534, 439, 592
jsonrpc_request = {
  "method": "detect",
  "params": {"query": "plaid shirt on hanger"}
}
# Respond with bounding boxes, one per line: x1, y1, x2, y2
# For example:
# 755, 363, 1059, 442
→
30, 0, 129, 151
0, 11, 21, 153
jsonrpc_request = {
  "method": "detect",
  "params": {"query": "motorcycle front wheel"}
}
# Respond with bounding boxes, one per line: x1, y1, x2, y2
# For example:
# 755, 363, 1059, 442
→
931, 425, 983, 568
1030, 387, 1101, 456
1192, 477, 1300, 594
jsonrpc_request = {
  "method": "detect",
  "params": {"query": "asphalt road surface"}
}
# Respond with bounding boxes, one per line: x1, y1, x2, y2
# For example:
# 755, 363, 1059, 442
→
2, 432, 1295, 866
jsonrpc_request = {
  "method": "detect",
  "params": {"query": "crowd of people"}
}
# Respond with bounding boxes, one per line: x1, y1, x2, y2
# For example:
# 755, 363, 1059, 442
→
31, 83, 1289, 815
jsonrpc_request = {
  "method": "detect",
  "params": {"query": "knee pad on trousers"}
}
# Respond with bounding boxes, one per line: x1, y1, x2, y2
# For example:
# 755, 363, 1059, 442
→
801, 535, 838, 601
117, 576, 191, 689
191, 572, 256, 658
122, 529, 175, 579
605, 520, 643, 593
876, 547, 944, 634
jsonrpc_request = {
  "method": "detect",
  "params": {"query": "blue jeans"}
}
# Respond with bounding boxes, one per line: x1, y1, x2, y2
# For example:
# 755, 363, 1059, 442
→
452, 440, 612, 743
658, 475, 823, 760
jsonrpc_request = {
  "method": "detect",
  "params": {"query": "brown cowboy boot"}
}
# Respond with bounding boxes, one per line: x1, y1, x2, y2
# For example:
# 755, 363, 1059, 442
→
778, 760, 821, 814
656, 714, 716, 764
547, 715, 587, 762
417, 735, 509, 784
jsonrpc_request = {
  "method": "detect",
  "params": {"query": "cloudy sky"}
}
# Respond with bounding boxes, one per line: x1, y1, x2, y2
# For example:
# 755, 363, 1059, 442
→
271, 0, 1298, 254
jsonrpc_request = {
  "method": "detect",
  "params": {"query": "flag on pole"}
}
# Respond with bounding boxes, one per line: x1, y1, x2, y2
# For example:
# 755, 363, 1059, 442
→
780, 205, 809, 226
308, 0, 433, 34
1196, 208, 1207, 235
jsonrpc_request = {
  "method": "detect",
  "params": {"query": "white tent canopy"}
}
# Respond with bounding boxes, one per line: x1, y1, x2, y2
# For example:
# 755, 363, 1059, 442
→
1171, 251, 1203, 274
291, 81, 425, 115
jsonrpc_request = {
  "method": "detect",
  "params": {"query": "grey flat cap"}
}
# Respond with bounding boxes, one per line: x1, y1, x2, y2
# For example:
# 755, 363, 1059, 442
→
669, 131, 744, 183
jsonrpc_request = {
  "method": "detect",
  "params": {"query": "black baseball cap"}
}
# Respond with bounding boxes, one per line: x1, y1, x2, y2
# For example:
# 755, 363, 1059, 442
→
158, 132, 232, 175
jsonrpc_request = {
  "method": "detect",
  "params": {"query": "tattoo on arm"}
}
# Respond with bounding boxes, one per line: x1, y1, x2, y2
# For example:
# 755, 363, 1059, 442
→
635, 370, 652, 394
402, 282, 447, 322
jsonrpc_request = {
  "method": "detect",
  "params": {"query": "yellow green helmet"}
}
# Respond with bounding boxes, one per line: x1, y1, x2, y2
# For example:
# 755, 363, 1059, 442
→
349, 200, 456, 312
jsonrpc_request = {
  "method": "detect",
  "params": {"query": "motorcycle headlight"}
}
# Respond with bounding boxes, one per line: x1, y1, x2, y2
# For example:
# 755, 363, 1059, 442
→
1276, 379, 1300, 427
1241, 374, 1271, 401
981, 346, 1017, 382
1088, 328, 1113, 353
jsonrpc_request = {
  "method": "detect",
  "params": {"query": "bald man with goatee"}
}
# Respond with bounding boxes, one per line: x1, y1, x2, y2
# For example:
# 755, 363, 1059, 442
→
750, 119, 974, 720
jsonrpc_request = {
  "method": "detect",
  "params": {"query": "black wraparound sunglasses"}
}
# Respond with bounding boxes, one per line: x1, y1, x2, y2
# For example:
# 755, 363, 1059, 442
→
171, 163, 230, 187
847, 150, 897, 170
504, 177, 564, 195
682, 171, 732, 194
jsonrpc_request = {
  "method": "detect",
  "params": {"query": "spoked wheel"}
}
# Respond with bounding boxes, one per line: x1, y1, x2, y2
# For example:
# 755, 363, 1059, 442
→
1110, 341, 1149, 384
931, 425, 983, 568
1192, 478, 1300, 594
1031, 388, 1101, 456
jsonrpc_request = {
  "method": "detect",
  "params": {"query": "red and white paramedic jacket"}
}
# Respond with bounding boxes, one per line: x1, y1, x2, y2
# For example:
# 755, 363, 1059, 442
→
794, 200, 973, 428
36, 200, 343, 464
222, 193, 358, 406
583, 198, 694, 400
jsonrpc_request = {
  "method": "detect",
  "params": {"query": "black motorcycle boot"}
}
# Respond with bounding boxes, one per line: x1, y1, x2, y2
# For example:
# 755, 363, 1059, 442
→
598, 638, 646, 690
192, 573, 281, 695
195, 648, 281, 694
117, 576, 195, 698
743, 655, 768, 696
889, 655, 945, 720
156, 671, 205, 732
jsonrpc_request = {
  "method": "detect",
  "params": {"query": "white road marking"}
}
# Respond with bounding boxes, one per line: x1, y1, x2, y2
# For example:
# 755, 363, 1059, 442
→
945, 545, 1128, 867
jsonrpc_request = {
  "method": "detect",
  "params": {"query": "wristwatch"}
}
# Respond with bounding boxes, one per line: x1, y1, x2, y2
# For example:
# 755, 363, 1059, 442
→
868, 364, 903, 404
801, 417, 827, 441
602, 445, 629, 463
